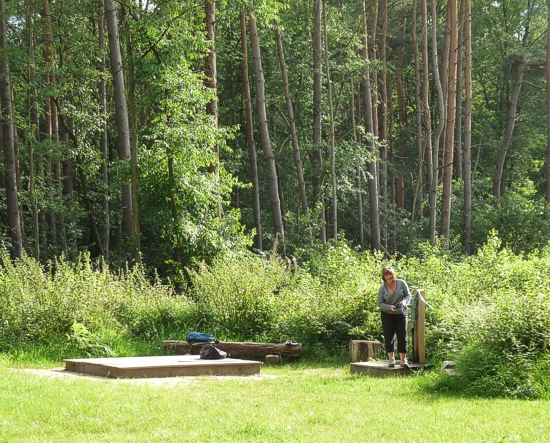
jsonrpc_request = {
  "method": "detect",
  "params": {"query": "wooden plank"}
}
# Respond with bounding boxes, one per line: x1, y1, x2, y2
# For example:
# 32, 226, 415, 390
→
413, 289, 426, 364
162, 341, 302, 359
350, 360, 424, 377
63, 355, 262, 378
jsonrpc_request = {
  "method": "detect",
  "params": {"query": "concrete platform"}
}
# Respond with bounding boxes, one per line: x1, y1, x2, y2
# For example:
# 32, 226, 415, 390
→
63, 355, 262, 378
350, 360, 427, 377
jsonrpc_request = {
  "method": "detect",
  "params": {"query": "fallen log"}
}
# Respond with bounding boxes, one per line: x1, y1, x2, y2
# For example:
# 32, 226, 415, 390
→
162, 340, 302, 359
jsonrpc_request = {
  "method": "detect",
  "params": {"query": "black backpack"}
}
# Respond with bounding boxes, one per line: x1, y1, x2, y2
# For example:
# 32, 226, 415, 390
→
199, 344, 228, 360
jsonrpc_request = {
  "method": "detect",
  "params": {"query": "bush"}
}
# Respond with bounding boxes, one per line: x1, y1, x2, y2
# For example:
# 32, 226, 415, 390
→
0, 253, 195, 354
187, 244, 386, 352
188, 251, 290, 340
416, 236, 550, 399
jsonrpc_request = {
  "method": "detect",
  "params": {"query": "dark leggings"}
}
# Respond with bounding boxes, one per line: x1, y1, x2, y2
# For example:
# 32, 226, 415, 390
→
381, 311, 408, 354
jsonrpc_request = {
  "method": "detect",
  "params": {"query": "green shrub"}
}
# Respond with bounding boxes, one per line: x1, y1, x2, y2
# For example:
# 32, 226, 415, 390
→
416, 236, 550, 399
272, 244, 384, 351
186, 244, 386, 352
0, 253, 196, 353
448, 292, 550, 399
66, 323, 115, 358
188, 251, 290, 339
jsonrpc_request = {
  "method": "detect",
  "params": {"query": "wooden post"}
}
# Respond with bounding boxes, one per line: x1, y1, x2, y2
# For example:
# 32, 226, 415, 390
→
349, 340, 381, 362
413, 289, 426, 364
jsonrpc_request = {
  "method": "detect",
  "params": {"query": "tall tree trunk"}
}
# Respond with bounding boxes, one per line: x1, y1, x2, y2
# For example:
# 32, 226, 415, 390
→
0, 0, 23, 257
99, 0, 109, 256
493, 2, 535, 201
438, 0, 452, 159
547, 0, 550, 205
61, 137, 73, 198
41, 0, 57, 254
42, 0, 67, 255
51, 80, 66, 255
361, 2, 381, 250
463, 0, 472, 254
378, 0, 388, 246
276, 165, 286, 223
205, 0, 219, 179
123, 10, 141, 256
440, 0, 459, 239
312, 0, 326, 243
396, 16, 407, 212
323, 1, 337, 242
58, 106, 73, 255
492, 60, 526, 200
249, 15, 284, 240
421, 0, 432, 220
240, 10, 262, 250
411, 0, 423, 224
105, 0, 137, 262
454, 0, 465, 180
370, 0, 379, 140
26, 0, 40, 259
430, 0, 445, 245
275, 25, 308, 217
351, 80, 364, 250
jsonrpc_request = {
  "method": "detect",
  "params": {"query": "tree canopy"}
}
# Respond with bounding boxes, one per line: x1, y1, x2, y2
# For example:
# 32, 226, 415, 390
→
0, 0, 549, 275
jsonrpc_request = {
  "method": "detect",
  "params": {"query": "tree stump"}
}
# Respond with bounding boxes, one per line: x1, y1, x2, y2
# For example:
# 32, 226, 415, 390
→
349, 340, 380, 362
265, 354, 280, 364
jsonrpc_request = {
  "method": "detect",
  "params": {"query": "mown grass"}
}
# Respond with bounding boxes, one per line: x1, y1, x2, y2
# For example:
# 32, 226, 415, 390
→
1, 357, 548, 443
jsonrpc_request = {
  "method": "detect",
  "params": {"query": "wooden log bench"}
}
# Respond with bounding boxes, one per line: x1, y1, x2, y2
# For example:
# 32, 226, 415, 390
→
162, 340, 302, 359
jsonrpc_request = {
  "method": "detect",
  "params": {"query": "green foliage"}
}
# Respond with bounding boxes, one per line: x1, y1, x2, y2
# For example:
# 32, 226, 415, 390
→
187, 244, 385, 352
67, 323, 115, 358
405, 234, 550, 398
188, 251, 289, 339
443, 291, 550, 399
2, 233, 550, 398
0, 253, 194, 355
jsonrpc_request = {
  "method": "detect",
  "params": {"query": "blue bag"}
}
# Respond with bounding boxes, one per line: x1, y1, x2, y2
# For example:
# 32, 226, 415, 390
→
186, 331, 214, 343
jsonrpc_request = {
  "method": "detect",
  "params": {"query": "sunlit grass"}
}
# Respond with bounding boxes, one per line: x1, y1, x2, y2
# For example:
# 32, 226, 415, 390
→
1, 358, 548, 442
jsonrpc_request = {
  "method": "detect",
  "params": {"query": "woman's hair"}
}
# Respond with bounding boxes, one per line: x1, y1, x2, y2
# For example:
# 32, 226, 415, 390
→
382, 266, 397, 282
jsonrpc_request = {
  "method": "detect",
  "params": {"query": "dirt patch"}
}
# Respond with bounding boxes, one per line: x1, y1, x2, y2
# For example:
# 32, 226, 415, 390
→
12, 367, 276, 385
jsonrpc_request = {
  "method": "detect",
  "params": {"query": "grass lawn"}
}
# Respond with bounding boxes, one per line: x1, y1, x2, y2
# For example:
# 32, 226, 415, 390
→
1, 357, 548, 443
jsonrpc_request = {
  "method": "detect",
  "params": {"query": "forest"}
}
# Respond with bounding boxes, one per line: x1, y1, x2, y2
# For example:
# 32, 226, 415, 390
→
1, 0, 550, 401
0, 0, 548, 272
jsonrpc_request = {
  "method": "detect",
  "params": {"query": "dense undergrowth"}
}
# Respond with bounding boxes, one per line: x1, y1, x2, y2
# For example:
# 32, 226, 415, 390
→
1, 232, 550, 398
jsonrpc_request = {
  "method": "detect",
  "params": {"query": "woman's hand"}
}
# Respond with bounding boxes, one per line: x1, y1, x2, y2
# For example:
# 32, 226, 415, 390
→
391, 305, 396, 311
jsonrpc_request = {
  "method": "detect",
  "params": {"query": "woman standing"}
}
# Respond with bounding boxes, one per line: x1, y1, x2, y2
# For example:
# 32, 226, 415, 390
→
377, 266, 411, 368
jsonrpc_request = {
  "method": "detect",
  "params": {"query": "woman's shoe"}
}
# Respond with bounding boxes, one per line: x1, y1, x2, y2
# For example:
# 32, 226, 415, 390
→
388, 358, 396, 368
400, 358, 410, 369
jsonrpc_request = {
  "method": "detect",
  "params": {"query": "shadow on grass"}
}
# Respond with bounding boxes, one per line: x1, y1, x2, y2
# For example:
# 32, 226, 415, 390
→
410, 366, 550, 401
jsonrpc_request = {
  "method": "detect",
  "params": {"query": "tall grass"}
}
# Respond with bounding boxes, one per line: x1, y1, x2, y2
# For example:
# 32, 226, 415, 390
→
188, 246, 384, 349
0, 253, 196, 359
